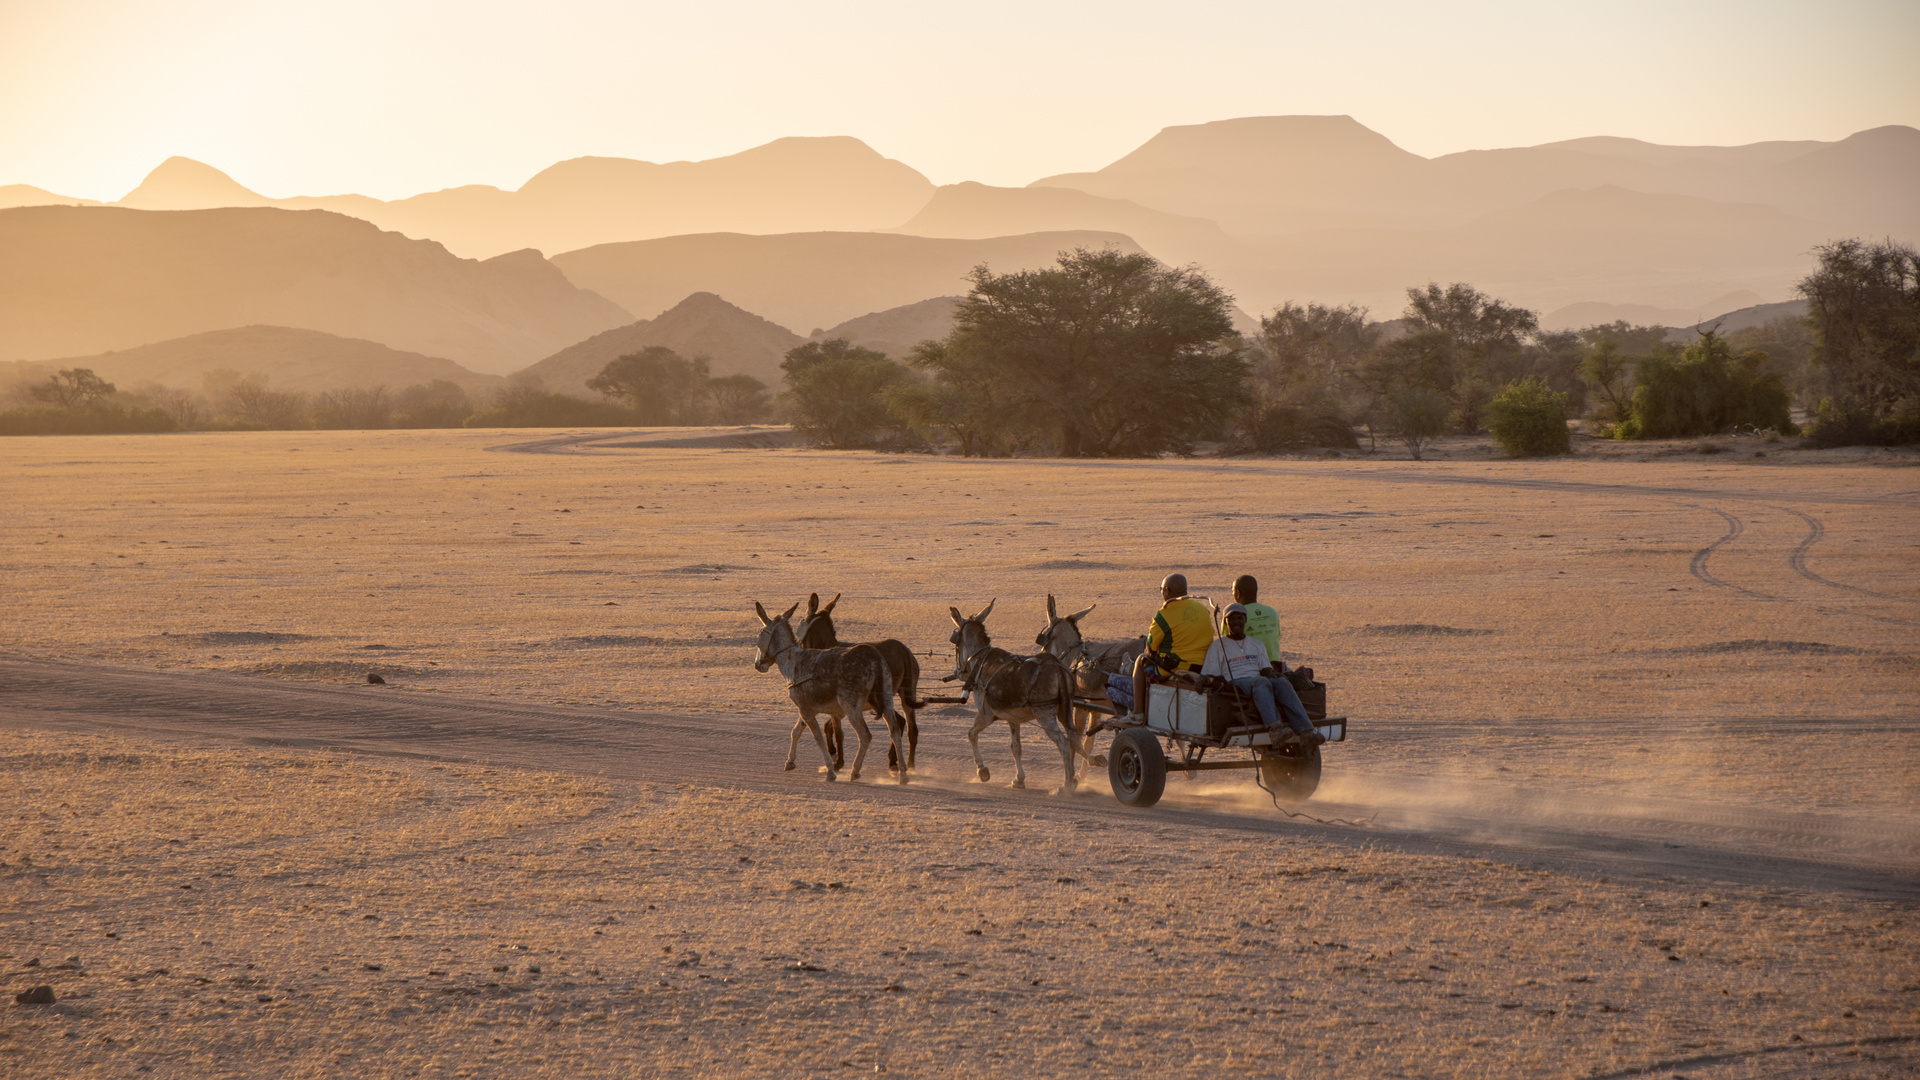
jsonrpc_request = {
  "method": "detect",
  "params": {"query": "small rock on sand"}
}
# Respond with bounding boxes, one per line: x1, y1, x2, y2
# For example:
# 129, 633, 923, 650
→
14, 985, 55, 1005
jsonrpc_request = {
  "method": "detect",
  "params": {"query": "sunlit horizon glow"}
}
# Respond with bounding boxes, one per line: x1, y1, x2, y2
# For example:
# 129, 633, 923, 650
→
2, 0, 1916, 203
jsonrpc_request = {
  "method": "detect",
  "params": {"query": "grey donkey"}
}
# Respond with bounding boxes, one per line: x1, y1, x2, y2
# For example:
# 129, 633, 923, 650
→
797, 592, 921, 774
946, 599, 1080, 793
753, 600, 909, 784
1034, 593, 1147, 733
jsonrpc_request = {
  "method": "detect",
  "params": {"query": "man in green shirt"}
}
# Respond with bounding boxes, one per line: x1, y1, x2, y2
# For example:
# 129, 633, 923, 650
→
1233, 575, 1283, 671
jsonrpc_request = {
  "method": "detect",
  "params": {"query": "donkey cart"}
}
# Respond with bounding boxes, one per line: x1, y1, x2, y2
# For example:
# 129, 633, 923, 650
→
1075, 675, 1349, 810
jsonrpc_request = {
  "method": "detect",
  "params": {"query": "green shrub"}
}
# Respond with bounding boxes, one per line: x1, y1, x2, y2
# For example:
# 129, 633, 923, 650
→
1618, 332, 1796, 439
1485, 377, 1571, 457
0, 404, 179, 436
1806, 398, 1920, 447
1387, 386, 1450, 460
1235, 403, 1359, 452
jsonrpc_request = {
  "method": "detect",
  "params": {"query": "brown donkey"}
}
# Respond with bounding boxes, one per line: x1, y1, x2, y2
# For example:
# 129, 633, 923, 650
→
798, 592, 922, 773
753, 601, 908, 784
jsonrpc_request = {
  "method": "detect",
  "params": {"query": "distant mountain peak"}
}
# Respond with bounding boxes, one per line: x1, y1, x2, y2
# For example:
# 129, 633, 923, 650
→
118, 156, 270, 210
1095, 115, 1424, 174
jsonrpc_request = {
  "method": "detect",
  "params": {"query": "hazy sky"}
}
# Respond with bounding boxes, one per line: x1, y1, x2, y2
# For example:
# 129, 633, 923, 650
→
4, 0, 1915, 201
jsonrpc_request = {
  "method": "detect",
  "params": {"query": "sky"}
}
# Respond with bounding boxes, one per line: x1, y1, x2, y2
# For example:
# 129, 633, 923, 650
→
3, 0, 1916, 202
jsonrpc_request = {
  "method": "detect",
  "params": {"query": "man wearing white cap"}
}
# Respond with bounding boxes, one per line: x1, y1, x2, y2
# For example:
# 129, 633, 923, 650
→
1199, 604, 1324, 745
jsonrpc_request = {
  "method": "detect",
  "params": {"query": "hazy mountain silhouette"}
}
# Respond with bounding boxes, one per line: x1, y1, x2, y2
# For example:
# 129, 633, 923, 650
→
1683, 299, 1810, 335
1225, 185, 1830, 316
110, 138, 935, 259
1032, 115, 1920, 236
1755, 126, 1920, 232
891, 182, 1241, 271
7, 325, 503, 395
1032, 115, 1431, 233
812, 297, 964, 359
1541, 291, 1768, 332
550, 231, 1146, 338
0, 184, 100, 209
0, 206, 631, 371
118, 156, 275, 210
515, 292, 807, 395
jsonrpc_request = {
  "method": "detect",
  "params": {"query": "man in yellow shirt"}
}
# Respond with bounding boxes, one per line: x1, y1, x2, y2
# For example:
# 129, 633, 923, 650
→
1122, 573, 1215, 723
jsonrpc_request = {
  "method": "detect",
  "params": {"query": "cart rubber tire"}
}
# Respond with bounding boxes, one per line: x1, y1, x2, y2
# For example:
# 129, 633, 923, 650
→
1109, 728, 1167, 808
1260, 745, 1322, 801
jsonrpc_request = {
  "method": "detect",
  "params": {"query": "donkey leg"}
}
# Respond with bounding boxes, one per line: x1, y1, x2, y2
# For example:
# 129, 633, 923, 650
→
903, 701, 919, 771
786, 716, 806, 771
846, 697, 874, 782
966, 707, 995, 783
824, 716, 845, 772
874, 686, 908, 785
802, 714, 836, 782
1035, 706, 1079, 794
1008, 719, 1027, 789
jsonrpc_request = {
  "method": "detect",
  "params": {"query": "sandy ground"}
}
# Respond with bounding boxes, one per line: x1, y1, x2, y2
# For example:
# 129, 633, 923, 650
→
2, 426, 1917, 1077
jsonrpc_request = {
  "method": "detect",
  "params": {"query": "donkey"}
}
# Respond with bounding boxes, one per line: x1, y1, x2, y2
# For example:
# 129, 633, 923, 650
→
797, 592, 921, 773
1034, 593, 1148, 731
947, 599, 1079, 793
753, 600, 909, 784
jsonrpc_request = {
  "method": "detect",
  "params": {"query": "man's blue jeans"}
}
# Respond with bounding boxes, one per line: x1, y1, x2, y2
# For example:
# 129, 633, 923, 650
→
1231, 676, 1314, 734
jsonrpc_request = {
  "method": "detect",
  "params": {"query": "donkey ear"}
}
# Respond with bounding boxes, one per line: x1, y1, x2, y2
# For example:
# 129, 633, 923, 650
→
975, 597, 996, 623
949, 606, 966, 627
806, 593, 821, 616
1047, 594, 1058, 620
780, 601, 800, 622
754, 601, 772, 626
821, 592, 840, 615
1068, 604, 1096, 624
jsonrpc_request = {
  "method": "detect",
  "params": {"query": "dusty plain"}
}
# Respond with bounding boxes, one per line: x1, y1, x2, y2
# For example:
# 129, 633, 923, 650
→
2, 426, 1917, 1078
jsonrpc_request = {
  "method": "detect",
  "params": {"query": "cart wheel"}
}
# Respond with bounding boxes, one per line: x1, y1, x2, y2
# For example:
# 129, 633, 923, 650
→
1259, 745, 1322, 802
1108, 728, 1167, 808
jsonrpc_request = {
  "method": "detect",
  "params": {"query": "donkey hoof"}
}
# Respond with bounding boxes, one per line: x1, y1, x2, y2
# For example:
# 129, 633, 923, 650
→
823, 771, 837, 783
1011, 778, 1026, 790
976, 766, 991, 782
784, 761, 797, 772
850, 770, 862, 781
1091, 755, 1108, 767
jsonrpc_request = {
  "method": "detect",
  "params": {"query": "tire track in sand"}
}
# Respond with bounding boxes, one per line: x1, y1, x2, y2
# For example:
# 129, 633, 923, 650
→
1779, 505, 1918, 604
1686, 505, 1915, 627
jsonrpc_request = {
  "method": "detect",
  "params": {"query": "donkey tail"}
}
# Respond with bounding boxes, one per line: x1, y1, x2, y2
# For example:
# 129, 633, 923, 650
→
899, 648, 927, 708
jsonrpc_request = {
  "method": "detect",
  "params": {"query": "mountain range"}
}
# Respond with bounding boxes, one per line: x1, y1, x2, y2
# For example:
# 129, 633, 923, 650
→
3, 115, 1915, 387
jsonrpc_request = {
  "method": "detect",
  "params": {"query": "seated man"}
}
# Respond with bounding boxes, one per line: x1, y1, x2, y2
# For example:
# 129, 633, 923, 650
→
1199, 604, 1325, 745
1118, 573, 1214, 723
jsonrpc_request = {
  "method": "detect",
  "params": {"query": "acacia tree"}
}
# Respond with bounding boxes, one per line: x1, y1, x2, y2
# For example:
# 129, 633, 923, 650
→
893, 334, 1036, 457
702, 374, 770, 425
937, 248, 1244, 457
1258, 301, 1377, 407
1799, 239, 1920, 419
29, 368, 116, 408
1402, 282, 1540, 431
588, 346, 711, 425
781, 338, 910, 448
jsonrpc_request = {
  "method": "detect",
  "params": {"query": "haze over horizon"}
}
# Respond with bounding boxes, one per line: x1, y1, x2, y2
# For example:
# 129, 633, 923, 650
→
4, 0, 1916, 201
